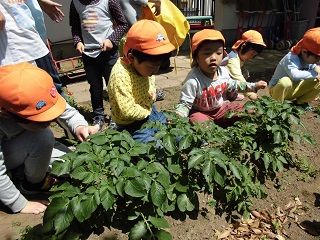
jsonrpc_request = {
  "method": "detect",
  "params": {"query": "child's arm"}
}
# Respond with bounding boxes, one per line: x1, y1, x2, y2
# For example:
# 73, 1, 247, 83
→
175, 79, 197, 117
69, 1, 83, 50
227, 80, 267, 93
108, 0, 129, 46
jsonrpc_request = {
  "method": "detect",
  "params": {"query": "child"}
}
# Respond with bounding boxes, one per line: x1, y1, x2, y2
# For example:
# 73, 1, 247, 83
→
107, 20, 175, 143
269, 27, 320, 111
226, 30, 266, 101
0, 62, 98, 215
175, 29, 267, 126
69, 0, 129, 131
0, 0, 65, 96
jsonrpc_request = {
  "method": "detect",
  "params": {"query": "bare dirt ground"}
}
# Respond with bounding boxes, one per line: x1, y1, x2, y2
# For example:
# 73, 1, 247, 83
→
0, 50, 320, 240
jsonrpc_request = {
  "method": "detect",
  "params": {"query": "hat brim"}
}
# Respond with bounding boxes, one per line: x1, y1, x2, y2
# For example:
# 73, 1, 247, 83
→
124, 42, 175, 57
23, 94, 66, 122
232, 39, 266, 50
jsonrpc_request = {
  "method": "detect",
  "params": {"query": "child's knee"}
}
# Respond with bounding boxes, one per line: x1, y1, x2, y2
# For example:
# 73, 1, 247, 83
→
277, 77, 293, 89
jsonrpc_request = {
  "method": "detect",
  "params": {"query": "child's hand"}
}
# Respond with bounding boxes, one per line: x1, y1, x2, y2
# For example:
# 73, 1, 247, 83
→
76, 42, 84, 54
75, 125, 99, 142
248, 92, 258, 100
0, 11, 5, 30
316, 72, 320, 82
150, 92, 156, 102
256, 81, 267, 90
20, 200, 49, 215
101, 39, 113, 52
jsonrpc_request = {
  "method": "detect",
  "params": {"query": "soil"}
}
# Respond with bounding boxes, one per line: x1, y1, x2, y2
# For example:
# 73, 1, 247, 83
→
0, 50, 320, 240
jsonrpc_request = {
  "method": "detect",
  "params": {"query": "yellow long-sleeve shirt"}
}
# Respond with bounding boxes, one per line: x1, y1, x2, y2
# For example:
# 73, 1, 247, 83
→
107, 58, 156, 125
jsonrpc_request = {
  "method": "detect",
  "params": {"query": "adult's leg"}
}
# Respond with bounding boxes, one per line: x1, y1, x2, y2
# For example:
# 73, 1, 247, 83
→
2, 128, 55, 183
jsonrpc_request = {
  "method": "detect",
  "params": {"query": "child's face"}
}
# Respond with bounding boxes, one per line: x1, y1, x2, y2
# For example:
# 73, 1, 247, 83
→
301, 49, 320, 64
195, 41, 224, 79
239, 49, 258, 61
131, 56, 163, 77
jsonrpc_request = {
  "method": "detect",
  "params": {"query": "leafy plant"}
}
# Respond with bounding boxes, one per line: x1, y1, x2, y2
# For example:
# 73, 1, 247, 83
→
34, 97, 315, 239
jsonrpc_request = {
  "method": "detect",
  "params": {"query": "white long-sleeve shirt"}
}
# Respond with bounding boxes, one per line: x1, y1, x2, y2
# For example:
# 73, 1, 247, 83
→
269, 51, 318, 88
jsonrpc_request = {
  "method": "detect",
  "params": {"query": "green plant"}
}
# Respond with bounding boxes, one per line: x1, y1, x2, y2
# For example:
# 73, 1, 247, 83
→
35, 97, 315, 239
295, 156, 320, 181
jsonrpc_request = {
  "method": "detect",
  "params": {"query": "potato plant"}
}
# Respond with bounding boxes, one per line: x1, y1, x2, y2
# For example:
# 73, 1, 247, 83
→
34, 97, 315, 240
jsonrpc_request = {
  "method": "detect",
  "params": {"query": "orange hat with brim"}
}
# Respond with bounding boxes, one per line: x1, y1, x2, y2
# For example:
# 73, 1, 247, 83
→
0, 62, 66, 122
232, 30, 266, 50
191, 29, 228, 57
291, 27, 320, 55
123, 19, 175, 57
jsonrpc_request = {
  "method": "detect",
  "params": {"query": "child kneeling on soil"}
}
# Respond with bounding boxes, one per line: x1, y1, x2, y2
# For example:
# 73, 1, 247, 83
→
175, 29, 267, 127
226, 30, 266, 101
269, 28, 320, 111
107, 20, 175, 143
0, 62, 98, 215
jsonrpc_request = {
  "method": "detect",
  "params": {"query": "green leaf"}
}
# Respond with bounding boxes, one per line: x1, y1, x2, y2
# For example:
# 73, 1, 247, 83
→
214, 166, 226, 186
177, 193, 195, 212
148, 216, 170, 228
273, 131, 282, 144
76, 141, 92, 153
80, 195, 99, 220
162, 134, 177, 155
129, 221, 147, 240
99, 186, 115, 211
42, 197, 70, 233
151, 182, 166, 207
89, 134, 109, 145
154, 229, 173, 240
263, 153, 270, 170
202, 160, 215, 183
122, 167, 141, 178
188, 153, 204, 169
53, 201, 74, 234
124, 178, 147, 198
178, 135, 192, 150
70, 166, 90, 180
70, 196, 85, 222
229, 164, 241, 180
51, 160, 72, 176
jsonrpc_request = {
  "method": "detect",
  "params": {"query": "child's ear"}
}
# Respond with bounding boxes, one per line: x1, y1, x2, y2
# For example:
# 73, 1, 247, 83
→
127, 53, 135, 63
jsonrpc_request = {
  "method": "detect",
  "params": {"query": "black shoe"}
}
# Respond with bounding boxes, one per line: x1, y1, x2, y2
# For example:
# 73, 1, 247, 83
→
108, 117, 118, 130
293, 101, 315, 111
93, 116, 105, 131
19, 175, 56, 195
156, 89, 166, 101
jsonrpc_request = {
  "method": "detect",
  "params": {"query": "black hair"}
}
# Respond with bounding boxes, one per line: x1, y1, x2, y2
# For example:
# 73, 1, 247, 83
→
191, 39, 225, 67
130, 49, 172, 64
9, 112, 33, 124
306, 50, 320, 57
237, 42, 264, 56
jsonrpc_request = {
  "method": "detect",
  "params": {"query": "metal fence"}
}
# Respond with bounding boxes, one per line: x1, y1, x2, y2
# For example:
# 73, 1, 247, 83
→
171, 0, 214, 17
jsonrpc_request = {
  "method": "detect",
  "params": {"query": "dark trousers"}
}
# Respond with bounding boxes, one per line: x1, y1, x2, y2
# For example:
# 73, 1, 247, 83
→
82, 49, 118, 117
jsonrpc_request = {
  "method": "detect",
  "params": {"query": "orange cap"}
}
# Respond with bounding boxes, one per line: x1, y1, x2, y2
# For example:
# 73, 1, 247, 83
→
192, 29, 225, 53
0, 62, 66, 122
232, 30, 266, 50
123, 20, 175, 57
291, 27, 320, 55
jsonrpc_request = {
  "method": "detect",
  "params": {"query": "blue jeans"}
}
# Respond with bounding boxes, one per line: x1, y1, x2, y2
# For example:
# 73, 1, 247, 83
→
122, 105, 167, 144
83, 48, 118, 117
